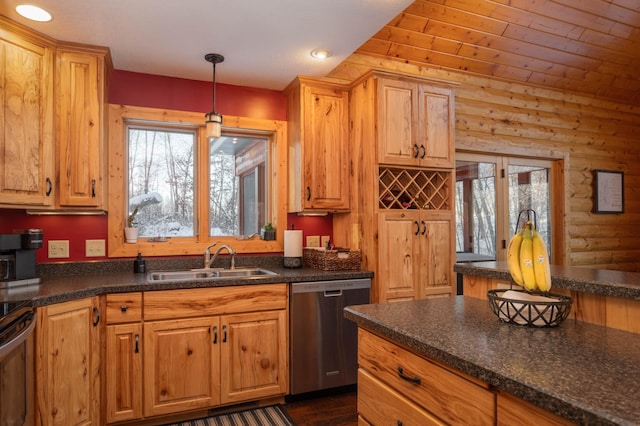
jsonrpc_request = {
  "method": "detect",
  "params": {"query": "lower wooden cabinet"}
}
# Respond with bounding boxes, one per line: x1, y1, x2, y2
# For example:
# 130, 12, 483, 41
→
36, 297, 101, 426
357, 328, 495, 425
497, 392, 576, 426
102, 284, 288, 423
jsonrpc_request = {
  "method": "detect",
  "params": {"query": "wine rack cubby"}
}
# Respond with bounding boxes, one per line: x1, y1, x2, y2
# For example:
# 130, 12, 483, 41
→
379, 167, 452, 210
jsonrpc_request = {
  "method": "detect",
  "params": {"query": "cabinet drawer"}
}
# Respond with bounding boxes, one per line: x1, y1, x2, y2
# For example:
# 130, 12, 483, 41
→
358, 329, 495, 425
497, 391, 576, 426
358, 369, 444, 425
106, 293, 142, 324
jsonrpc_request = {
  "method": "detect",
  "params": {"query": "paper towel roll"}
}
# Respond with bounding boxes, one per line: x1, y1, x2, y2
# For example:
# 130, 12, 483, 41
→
284, 230, 303, 257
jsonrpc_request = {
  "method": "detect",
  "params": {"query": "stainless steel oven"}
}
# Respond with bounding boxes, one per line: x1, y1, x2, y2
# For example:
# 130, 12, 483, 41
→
0, 298, 36, 426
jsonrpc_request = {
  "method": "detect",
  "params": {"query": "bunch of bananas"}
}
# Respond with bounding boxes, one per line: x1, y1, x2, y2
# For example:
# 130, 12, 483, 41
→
506, 221, 552, 292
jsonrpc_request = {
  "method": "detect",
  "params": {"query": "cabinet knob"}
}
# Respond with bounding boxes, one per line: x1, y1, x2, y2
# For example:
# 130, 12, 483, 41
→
120, 305, 128, 313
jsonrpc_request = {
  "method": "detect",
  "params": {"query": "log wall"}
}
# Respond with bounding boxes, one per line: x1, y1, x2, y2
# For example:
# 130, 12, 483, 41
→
327, 53, 640, 271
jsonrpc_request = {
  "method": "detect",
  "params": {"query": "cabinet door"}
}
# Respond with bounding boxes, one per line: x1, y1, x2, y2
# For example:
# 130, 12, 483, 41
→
0, 32, 54, 207
220, 310, 287, 404
300, 83, 350, 210
56, 50, 104, 207
417, 85, 454, 168
143, 317, 220, 417
36, 297, 101, 426
106, 323, 142, 423
377, 78, 419, 166
378, 211, 422, 302
419, 212, 455, 298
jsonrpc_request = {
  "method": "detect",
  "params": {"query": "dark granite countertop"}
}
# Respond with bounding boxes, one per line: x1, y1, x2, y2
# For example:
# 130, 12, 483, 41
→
0, 256, 373, 306
454, 261, 640, 300
345, 296, 640, 426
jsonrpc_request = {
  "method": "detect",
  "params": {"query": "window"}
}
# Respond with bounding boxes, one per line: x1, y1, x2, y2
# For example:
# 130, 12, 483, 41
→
455, 153, 562, 264
107, 105, 286, 257
127, 126, 196, 239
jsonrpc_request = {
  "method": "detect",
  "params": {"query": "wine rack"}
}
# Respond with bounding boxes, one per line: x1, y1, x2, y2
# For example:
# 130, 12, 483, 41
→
379, 167, 452, 210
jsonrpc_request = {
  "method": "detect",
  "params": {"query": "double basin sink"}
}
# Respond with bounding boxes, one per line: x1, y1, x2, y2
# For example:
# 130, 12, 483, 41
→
147, 267, 278, 282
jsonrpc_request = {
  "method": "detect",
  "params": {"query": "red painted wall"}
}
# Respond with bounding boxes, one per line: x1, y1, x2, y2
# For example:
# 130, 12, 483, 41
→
0, 70, 332, 262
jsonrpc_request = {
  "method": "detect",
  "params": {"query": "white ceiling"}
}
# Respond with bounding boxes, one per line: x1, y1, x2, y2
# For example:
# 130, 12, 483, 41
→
0, 0, 413, 90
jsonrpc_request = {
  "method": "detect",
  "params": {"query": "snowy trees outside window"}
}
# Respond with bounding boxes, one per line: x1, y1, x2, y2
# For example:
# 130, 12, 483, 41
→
128, 127, 196, 238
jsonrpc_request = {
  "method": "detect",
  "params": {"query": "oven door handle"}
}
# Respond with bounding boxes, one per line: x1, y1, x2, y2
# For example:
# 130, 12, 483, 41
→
0, 314, 36, 361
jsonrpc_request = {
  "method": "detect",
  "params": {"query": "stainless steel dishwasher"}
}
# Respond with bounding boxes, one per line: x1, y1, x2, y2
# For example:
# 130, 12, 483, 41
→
290, 278, 370, 395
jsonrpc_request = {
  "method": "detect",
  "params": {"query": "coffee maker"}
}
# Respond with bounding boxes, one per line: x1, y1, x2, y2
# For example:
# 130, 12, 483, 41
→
0, 229, 43, 286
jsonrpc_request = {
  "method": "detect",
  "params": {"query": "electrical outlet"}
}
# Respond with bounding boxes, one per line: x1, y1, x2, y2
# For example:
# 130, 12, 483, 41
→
86, 239, 106, 257
306, 235, 320, 247
48, 240, 69, 259
321, 235, 331, 247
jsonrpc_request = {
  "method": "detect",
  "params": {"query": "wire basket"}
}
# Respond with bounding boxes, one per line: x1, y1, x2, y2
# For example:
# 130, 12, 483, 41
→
487, 289, 573, 327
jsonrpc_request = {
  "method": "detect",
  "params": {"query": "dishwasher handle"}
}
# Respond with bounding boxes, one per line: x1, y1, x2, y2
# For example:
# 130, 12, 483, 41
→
324, 289, 343, 297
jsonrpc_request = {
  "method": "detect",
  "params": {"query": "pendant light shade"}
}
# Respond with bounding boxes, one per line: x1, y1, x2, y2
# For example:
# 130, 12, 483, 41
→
205, 53, 224, 139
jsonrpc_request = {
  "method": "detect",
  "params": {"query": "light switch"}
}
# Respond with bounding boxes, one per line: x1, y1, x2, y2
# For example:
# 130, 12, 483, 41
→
306, 235, 320, 247
86, 239, 106, 257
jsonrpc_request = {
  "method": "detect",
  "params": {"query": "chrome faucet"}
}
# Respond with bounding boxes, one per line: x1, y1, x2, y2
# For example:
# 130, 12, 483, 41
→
208, 244, 236, 269
203, 242, 219, 269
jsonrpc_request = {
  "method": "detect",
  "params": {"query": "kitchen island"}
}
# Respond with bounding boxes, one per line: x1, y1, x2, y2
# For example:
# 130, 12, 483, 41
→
345, 296, 640, 425
455, 261, 640, 334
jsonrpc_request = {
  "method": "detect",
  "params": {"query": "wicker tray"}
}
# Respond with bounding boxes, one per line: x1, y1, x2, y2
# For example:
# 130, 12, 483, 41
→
303, 248, 362, 271
487, 289, 573, 327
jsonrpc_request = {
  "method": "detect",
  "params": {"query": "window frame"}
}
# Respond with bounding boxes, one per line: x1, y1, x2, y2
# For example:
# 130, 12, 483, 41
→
107, 104, 287, 258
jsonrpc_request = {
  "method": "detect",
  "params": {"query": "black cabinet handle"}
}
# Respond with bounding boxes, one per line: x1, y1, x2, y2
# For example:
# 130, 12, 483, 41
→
413, 144, 419, 158
45, 177, 53, 196
213, 325, 218, 344
306, 186, 311, 202
419, 144, 426, 159
121, 305, 128, 313
92, 307, 100, 327
134, 334, 139, 353
223, 325, 227, 343
397, 366, 421, 384
91, 179, 96, 198
421, 220, 427, 236
397, 421, 403, 426
414, 221, 420, 236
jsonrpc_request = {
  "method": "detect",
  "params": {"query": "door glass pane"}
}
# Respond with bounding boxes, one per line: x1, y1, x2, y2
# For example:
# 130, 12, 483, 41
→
455, 161, 497, 261
508, 165, 551, 258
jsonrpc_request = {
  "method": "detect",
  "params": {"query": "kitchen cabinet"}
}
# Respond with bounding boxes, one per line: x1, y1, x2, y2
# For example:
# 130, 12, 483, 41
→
378, 210, 454, 301
142, 284, 288, 418
35, 297, 101, 426
334, 70, 456, 303
56, 43, 110, 209
104, 293, 143, 423
377, 75, 454, 168
357, 328, 495, 425
0, 17, 55, 208
285, 77, 350, 212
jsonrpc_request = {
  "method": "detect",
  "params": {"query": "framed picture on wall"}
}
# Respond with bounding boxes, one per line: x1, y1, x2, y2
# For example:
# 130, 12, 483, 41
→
593, 170, 624, 214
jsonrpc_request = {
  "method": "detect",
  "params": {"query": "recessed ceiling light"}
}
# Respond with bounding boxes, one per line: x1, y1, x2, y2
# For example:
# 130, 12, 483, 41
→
310, 49, 331, 60
16, 4, 52, 22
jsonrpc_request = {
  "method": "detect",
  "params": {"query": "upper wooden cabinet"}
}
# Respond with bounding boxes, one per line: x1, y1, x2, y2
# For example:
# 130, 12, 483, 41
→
285, 77, 350, 212
0, 17, 111, 210
0, 18, 55, 207
377, 75, 455, 169
56, 44, 110, 208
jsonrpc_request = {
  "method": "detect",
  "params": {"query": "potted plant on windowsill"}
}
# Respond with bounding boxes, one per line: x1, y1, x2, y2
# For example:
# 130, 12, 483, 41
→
124, 207, 139, 243
260, 223, 276, 241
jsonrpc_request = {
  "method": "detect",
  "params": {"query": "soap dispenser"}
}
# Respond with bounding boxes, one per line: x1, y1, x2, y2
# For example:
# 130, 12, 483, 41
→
133, 252, 146, 273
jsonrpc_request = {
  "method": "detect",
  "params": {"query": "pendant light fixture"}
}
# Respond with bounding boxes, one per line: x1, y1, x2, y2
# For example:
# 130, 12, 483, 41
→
205, 53, 224, 139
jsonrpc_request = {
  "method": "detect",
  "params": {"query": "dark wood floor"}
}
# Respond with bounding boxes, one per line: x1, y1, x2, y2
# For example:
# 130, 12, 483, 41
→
284, 388, 357, 426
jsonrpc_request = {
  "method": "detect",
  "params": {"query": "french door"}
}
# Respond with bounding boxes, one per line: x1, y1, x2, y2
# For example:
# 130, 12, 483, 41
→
455, 153, 560, 263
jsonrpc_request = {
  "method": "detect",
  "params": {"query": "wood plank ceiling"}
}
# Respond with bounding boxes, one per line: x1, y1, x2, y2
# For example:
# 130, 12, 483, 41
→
356, 0, 640, 106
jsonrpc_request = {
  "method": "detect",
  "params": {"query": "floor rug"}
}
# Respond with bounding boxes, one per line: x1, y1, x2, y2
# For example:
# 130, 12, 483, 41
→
165, 404, 296, 426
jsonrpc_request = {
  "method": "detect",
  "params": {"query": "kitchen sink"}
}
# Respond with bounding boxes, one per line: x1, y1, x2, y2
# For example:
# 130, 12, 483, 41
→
147, 267, 278, 282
